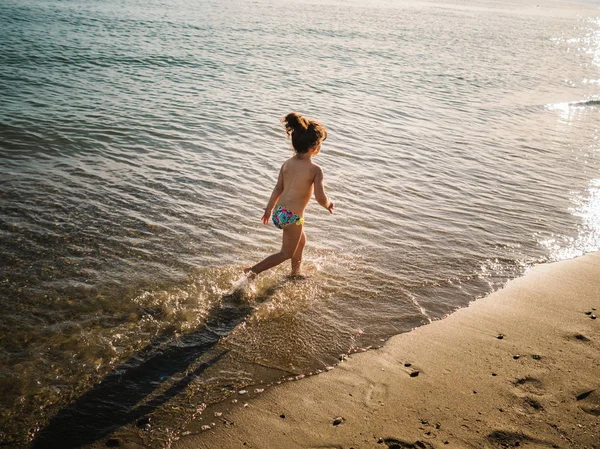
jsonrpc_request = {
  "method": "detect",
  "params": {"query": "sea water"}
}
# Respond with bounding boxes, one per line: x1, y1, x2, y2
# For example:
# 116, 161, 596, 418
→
1, 0, 599, 446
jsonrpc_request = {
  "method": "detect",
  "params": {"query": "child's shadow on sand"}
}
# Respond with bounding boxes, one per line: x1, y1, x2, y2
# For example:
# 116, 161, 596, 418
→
32, 278, 295, 448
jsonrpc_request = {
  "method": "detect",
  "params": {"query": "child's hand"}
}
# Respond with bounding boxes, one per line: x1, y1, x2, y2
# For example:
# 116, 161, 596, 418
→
327, 202, 335, 214
261, 209, 272, 224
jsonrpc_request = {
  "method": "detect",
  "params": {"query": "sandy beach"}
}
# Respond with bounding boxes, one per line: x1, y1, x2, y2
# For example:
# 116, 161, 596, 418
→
177, 252, 599, 449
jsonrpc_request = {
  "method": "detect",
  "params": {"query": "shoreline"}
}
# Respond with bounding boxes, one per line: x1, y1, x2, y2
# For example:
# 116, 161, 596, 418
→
176, 252, 600, 448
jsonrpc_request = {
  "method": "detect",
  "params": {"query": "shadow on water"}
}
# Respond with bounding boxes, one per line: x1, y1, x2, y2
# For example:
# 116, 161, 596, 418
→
31, 279, 286, 449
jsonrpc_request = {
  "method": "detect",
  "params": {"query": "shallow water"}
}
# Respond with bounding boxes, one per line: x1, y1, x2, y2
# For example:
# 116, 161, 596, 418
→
1, 0, 599, 446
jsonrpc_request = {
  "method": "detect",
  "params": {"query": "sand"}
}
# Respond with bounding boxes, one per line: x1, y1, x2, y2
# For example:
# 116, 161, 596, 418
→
176, 252, 600, 449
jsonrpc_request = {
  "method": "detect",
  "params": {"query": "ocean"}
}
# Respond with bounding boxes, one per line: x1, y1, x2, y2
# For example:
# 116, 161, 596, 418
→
1, 0, 599, 446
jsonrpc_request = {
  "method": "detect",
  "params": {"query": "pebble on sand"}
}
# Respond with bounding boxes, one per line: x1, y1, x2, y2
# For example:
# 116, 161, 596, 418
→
410, 370, 420, 377
333, 417, 344, 426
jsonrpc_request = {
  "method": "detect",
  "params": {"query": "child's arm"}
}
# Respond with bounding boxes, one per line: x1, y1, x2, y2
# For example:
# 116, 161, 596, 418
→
261, 166, 284, 224
314, 166, 334, 214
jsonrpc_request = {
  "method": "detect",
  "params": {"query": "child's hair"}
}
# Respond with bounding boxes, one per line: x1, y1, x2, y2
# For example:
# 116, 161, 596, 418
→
282, 112, 327, 154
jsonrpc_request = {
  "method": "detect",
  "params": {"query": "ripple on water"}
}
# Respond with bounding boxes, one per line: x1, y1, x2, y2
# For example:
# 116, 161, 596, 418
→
1, 0, 600, 446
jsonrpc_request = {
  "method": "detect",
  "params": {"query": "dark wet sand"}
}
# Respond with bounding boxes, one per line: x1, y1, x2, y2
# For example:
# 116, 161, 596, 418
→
177, 252, 600, 448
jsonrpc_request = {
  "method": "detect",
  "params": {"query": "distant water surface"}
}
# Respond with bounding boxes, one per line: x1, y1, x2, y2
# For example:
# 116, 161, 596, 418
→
1, 0, 599, 446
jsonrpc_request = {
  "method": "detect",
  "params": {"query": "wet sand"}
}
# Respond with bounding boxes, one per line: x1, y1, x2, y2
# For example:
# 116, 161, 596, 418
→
177, 252, 600, 448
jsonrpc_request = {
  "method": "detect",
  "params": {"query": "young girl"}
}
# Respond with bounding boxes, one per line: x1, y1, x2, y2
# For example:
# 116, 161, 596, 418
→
244, 112, 335, 278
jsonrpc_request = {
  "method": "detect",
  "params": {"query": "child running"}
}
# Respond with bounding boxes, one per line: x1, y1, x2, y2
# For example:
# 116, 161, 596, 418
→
244, 112, 334, 278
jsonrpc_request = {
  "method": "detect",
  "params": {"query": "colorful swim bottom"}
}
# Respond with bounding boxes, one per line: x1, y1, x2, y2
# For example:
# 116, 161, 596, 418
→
272, 205, 304, 229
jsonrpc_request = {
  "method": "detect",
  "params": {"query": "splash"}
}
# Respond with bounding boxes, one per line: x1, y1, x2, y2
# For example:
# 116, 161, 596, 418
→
226, 273, 257, 297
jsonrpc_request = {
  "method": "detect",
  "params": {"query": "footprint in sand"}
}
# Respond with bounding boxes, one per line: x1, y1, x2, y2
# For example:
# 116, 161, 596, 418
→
486, 430, 552, 448
571, 333, 592, 343
512, 376, 546, 414
364, 382, 389, 409
383, 438, 435, 449
513, 376, 545, 396
576, 388, 600, 416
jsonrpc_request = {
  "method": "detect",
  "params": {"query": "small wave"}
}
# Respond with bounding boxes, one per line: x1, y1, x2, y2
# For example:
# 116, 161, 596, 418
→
546, 99, 600, 111
570, 99, 600, 107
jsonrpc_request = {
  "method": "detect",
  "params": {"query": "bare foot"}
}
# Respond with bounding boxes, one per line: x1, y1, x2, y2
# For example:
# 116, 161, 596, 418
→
289, 272, 307, 280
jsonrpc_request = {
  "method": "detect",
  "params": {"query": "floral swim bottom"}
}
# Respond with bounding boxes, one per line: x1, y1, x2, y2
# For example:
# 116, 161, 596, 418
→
272, 205, 304, 229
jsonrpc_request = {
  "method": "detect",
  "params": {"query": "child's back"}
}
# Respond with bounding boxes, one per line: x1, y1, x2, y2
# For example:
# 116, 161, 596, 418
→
278, 155, 321, 217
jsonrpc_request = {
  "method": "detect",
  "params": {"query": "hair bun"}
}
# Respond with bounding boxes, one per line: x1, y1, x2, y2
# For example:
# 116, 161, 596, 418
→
281, 112, 328, 154
282, 112, 309, 136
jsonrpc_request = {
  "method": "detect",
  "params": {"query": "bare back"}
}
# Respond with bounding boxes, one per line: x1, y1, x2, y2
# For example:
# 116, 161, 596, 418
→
277, 156, 319, 216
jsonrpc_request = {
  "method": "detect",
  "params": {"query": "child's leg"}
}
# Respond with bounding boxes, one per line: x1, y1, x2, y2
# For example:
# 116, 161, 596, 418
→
290, 230, 306, 275
246, 225, 303, 275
